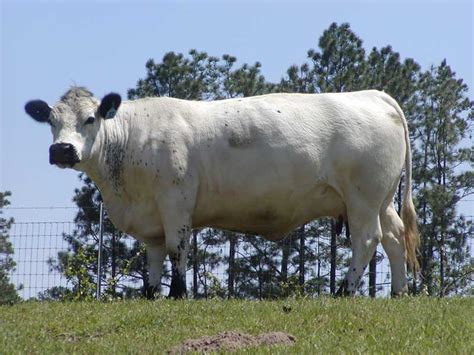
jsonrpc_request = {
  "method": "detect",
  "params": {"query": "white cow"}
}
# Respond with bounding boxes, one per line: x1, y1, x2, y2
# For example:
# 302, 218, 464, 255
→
25, 87, 419, 298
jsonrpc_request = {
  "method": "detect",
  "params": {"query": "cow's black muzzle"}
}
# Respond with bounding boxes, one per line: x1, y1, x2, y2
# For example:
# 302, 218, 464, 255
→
49, 143, 80, 166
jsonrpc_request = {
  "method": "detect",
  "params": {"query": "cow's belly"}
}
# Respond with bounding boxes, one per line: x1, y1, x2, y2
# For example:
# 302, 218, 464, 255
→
105, 183, 344, 243
193, 181, 346, 240
104, 196, 164, 242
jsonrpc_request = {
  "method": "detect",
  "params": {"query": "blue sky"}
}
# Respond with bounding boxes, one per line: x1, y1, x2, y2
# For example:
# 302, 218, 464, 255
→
1, 0, 473, 223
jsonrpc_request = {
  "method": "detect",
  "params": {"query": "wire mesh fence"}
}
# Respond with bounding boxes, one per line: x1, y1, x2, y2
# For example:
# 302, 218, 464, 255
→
8, 222, 73, 299
7, 219, 391, 300
4, 206, 473, 300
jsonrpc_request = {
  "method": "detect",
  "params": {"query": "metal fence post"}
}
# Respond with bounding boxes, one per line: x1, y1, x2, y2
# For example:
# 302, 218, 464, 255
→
96, 202, 104, 299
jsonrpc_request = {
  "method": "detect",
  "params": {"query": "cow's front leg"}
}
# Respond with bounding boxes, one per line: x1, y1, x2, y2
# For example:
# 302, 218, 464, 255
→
145, 242, 167, 299
157, 189, 193, 299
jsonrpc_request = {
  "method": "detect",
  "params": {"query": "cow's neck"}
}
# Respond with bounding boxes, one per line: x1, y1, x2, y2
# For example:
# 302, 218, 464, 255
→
83, 113, 130, 201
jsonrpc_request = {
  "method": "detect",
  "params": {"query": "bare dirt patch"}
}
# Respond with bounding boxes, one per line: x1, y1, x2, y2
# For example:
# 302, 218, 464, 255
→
168, 331, 296, 354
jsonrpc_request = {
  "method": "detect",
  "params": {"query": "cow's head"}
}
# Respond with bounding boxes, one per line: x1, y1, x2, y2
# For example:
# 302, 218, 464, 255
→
25, 87, 121, 169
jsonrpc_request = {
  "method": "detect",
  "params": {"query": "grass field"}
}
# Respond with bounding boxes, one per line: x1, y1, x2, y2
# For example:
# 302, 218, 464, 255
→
1, 297, 473, 354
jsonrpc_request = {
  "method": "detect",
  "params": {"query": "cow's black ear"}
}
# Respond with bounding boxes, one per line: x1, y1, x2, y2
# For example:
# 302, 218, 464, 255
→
25, 100, 52, 123
99, 93, 121, 119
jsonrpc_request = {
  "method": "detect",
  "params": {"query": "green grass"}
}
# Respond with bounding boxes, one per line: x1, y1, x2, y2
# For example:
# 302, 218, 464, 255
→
1, 297, 473, 354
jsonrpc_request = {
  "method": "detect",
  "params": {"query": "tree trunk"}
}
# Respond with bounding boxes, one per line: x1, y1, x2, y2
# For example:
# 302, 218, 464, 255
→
317, 234, 321, 296
142, 248, 149, 298
397, 179, 403, 214
330, 220, 337, 295
227, 232, 236, 298
439, 235, 445, 296
420, 125, 432, 294
298, 225, 306, 287
280, 237, 290, 284
192, 230, 198, 298
439, 147, 448, 297
111, 230, 116, 297
203, 257, 208, 299
368, 252, 377, 297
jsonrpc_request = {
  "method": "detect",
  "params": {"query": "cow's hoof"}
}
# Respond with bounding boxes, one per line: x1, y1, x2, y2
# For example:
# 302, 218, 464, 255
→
335, 280, 351, 297
145, 285, 160, 300
168, 276, 187, 299
391, 287, 409, 298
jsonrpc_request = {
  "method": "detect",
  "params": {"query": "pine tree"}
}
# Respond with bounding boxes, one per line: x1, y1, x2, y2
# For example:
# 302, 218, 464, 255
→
128, 50, 211, 100
309, 22, 366, 93
128, 50, 275, 101
0, 191, 21, 304
414, 60, 473, 295
279, 63, 316, 93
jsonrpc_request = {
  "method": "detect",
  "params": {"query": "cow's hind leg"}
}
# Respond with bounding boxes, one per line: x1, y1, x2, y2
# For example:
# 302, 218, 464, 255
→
380, 204, 408, 296
337, 201, 383, 296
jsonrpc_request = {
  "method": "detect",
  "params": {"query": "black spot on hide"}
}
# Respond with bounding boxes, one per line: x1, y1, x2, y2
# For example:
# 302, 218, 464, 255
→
105, 142, 125, 191
228, 132, 253, 148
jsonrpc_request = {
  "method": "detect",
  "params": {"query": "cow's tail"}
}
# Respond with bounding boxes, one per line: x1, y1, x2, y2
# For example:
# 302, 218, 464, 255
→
382, 93, 420, 273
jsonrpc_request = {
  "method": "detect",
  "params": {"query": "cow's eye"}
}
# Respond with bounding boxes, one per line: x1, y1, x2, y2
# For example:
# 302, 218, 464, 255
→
85, 116, 95, 125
